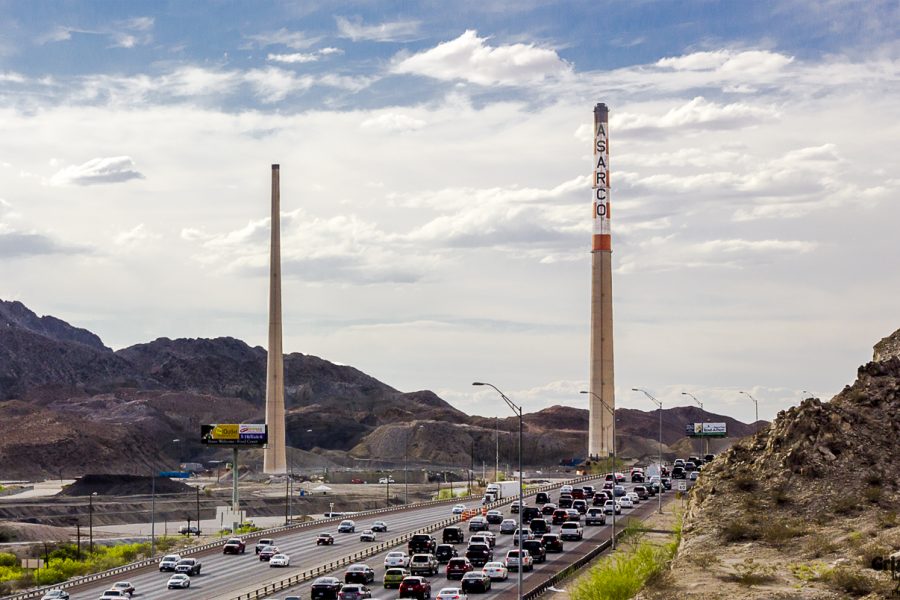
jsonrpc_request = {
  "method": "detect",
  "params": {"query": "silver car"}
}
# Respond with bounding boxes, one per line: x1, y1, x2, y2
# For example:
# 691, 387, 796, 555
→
499, 519, 517, 534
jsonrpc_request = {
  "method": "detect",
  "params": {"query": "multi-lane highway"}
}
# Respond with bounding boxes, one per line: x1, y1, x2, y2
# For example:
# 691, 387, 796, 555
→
55, 477, 680, 600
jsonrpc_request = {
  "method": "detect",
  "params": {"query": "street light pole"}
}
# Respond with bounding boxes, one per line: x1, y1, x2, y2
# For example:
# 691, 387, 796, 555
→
740, 391, 758, 426
682, 392, 704, 457
580, 391, 616, 548
474, 382, 523, 600
89, 492, 97, 554
633, 388, 663, 514
495, 417, 499, 481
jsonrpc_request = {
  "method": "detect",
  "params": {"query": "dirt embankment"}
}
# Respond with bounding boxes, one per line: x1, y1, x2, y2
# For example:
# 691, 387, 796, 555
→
636, 330, 900, 599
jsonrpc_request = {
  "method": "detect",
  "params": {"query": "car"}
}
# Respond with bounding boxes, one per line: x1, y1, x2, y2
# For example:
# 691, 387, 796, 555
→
338, 584, 372, 600
560, 485, 573, 494
174, 558, 201, 576
631, 472, 645, 483
344, 564, 376, 584
559, 522, 584, 541
110, 582, 135, 596
619, 497, 634, 509
482, 561, 508, 581
485, 510, 504, 524
627, 492, 640, 504
464, 543, 492, 567
255, 538, 276, 553
661, 477, 672, 490
541, 503, 557, 515
471, 532, 495, 548
378, 477, 396, 484
317, 533, 335, 545
510, 500, 525, 513
159, 554, 181, 571
384, 568, 411, 589
674, 459, 685, 468
223, 537, 246, 554
522, 506, 541, 523
178, 525, 201, 535
566, 509, 582, 522
602, 481, 614, 490
99, 591, 129, 600
435, 544, 458, 563
552, 509, 568, 525
529, 518, 549, 536
541, 533, 564, 553
535, 492, 550, 504
592, 492, 608, 506
613, 485, 627, 497
312, 577, 344, 600
521, 539, 547, 563
461, 571, 492, 593
446, 557, 474, 579
167, 574, 191, 589
385, 551, 411, 568
499, 519, 517, 534
690, 471, 700, 480
582, 485, 595, 498
685, 461, 697, 472
270, 553, 291, 567
350, 478, 364, 484
557, 495, 574, 509
603, 500, 622, 515
409, 534, 438, 554
410, 553, 439, 576
452, 504, 466, 514
338, 520, 356, 533
258, 545, 280, 561
672, 466, 686, 479
572, 499, 588, 514
585, 508, 606, 526
704, 453, 715, 463
40, 591, 69, 600
504, 549, 534, 572
633, 486, 649, 500
360, 530, 376, 542
571, 488, 585, 500
468, 517, 488, 532
512, 529, 535, 545
372, 521, 388, 532
443, 526, 465, 544
399, 577, 432, 600
437, 588, 468, 600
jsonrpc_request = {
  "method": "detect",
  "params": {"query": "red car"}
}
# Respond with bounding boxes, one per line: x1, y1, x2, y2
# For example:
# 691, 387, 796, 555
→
446, 557, 473, 580
399, 576, 431, 600
223, 538, 245, 554
258, 545, 280, 561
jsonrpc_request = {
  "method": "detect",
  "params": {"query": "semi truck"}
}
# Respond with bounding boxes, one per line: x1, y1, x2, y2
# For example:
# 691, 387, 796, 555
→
483, 481, 519, 503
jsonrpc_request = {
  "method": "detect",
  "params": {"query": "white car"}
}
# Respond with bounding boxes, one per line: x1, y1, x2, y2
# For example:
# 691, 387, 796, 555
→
436, 587, 468, 600
167, 574, 191, 589
499, 519, 517, 534
159, 554, 181, 571
40, 591, 69, 600
560, 485, 573, 494
270, 553, 291, 567
378, 477, 396, 484
618, 497, 634, 509
99, 591, 129, 600
110, 582, 135, 596
384, 551, 410, 568
452, 504, 466, 514
626, 492, 640, 504
603, 500, 622, 515
504, 549, 534, 572
360, 529, 376, 542
482, 561, 509, 581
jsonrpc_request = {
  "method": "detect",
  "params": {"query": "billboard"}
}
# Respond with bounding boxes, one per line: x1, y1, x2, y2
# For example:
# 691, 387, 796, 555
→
685, 422, 727, 438
201, 423, 268, 446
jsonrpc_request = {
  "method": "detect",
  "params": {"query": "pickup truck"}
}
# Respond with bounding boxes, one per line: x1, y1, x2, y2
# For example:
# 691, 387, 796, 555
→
255, 538, 275, 554
559, 522, 584, 541
408, 534, 437, 554
409, 554, 439, 576
223, 538, 245, 554
174, 558, 202, 576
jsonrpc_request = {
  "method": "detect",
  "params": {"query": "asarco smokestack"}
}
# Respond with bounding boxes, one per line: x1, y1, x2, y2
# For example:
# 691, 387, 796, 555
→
588, 103, 615, 459
263, 164, 287, 474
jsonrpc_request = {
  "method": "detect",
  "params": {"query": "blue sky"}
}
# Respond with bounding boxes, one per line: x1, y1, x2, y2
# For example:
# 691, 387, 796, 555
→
0, 1, 898, 424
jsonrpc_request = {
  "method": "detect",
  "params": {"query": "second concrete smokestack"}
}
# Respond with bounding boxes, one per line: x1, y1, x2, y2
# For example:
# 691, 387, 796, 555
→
263, 164, 287, 474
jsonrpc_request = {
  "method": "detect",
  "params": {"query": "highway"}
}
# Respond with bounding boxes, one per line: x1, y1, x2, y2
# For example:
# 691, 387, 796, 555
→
59, 477, 683, 600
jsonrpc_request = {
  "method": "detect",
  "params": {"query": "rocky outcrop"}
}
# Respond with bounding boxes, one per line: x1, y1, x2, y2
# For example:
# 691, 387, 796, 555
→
873, 327, 900, 362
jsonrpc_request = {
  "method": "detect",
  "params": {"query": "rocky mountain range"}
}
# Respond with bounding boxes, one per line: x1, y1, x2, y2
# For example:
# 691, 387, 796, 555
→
0, 299, 762, 479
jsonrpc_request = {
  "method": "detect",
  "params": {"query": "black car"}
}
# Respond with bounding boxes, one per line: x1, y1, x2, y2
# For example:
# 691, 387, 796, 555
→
485, 511, 504, 525
541, 533, 564, 553
409, 534, 438, 554
672, 466, 686, 479
521, 540, 547, 564
661, 477, 672, 490
631, 472, 645, 483
311, 577, 343, 600
572, 499, 588, 514
468, 517, 489, 532
529, 518, 549, 536
442, 527, 465, 545
344, 564, 375, 584
541, 503, 557, 516
435, 544, 458, 563
464, 543, 493, 567
522, 506, 541, 523
460, 571, 492, 593
535, 492, 550, 504
558, 495, 573, 509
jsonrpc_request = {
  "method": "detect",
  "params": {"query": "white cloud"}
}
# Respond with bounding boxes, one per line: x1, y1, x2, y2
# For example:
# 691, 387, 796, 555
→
391, 30, 571, 85
267, 52, 318, 64
657, 49, 794, 75
243, 67, 314, 103
615, 97, 779, 132
245, 28, 320, 50
114, 223, 159, 246
0, 72, 26, 83
335, 16, 420, 42
49, 156, 144, 186
360, 113, 426, 133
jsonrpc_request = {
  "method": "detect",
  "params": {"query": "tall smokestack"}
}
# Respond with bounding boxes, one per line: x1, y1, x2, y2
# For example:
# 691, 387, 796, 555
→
264, 164, 287, 474
588, 103, 615, 459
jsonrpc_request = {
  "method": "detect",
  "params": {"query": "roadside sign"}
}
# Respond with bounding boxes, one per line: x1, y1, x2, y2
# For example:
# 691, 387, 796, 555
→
159, 471, 191, 478
21, 559, 44, 569
677, 482, 687, 491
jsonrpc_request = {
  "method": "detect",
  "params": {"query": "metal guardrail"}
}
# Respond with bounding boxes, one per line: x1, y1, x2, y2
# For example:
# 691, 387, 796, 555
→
6, 474, 599, 600
228, 474, 601, 600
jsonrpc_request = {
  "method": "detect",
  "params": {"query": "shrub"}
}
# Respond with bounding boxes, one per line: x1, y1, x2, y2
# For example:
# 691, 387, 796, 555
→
805, 533, 839, 558
864, 486, 882, 504
822, 566, 875, 596
733, 475, 757, 492
833, 496, 860, 516
0, 554, 16, 568
728, 557, 777, 586
760, 521, 807, 546
789, 561, 828, 583
877, 511, 898, 529
721, 520, 760, 543
572, 542, 671, 600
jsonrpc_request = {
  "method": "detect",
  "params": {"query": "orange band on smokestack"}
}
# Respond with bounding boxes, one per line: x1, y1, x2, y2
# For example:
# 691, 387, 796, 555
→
592, 234, 611, 251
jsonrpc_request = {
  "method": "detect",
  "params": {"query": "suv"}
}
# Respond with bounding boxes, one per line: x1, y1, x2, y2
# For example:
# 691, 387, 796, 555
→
317, 533, 335, 545
585, 508, 606, 526
384, 568, 410, 589
572, 499, 588, 514
311, 577, 343, 600
256, 538, 275, 554
571, 488, 585, 500
409, 534, 438, 554
469, 534, 495, 548
223, 538, 245, 554
521, 539, 546, 563
559, 522, 584, 541
633, 486, 649, 500
672, 466, 686, 479
446, 557, 473, 580
399, 577, 431, 600
522, 507, 541, 523
338, 520, 356, 533
443, 526, 465, 544
529, 518, 549, 536
504, 549, 533, 572
535, 492, 550, 504
464, 543, 492, 567
552, 509, 568, 525
558, 495, 573, 509
542, 533, 564, 553
435, 544, 458, 563
159, 554, 181, 571
409, 554, 439, 576
174, 558, 201, 576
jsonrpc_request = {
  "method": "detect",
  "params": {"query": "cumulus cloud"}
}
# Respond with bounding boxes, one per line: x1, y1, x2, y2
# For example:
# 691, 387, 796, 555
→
49, 156, 144, 186
336, 16, 421, 42
360, 113, 426, 133
656, 49, 794, 75
391, 30, 571, 85
615, 97, 779, 132
245, 28, 320, 49
267, 52, 319, 64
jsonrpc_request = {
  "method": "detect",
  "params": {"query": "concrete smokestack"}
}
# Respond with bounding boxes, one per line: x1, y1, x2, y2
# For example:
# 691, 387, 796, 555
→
588, 103, 615, 459
264, 164, 287, 474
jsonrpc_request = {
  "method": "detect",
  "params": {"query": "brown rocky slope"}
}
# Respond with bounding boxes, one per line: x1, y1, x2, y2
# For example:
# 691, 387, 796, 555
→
638, 330, 900, 599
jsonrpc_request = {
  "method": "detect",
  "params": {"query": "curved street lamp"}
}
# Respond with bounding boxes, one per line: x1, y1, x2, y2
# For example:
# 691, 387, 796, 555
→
681, 392, 705, 456
473, 382, 523, 600
632, 388, 663, 514
580, 390, 617, 548
739, 391, 758, 424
